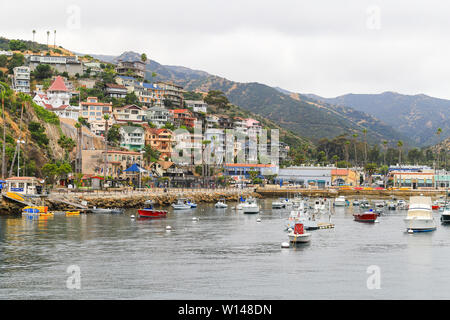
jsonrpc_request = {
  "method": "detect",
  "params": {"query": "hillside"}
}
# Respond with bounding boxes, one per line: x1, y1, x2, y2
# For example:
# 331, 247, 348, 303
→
87, 51, 411, 146
0, 81, 70, 178
306, 92, 450, 146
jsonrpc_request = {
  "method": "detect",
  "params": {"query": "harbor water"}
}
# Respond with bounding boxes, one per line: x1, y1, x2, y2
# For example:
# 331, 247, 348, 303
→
1, 198, 450, 299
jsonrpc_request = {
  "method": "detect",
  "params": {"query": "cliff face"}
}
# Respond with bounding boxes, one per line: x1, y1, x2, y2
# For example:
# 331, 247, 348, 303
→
0, 83, 67, 178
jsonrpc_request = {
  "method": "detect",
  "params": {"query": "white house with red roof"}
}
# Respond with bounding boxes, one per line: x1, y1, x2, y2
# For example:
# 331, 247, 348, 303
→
32, 76, 80, 120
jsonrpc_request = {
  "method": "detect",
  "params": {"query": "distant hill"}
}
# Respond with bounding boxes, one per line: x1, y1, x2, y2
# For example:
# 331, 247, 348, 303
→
306, 92, 450, 146
87, 51, 419, 146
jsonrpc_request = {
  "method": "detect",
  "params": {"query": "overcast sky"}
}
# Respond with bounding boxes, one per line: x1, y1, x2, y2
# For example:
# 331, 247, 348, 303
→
2, 0, 450, 99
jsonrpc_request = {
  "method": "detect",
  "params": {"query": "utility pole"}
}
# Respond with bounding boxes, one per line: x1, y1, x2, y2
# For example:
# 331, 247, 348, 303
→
0, 84, 6, 179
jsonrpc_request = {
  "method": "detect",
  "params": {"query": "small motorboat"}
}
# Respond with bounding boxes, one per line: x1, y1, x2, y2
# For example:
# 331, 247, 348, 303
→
404, 196, 436, 232
396, 200, 408, 210
272, 198, 292, 209
241, 197, 260, 214
138, 205, 168, 219
288, 223, 311, 244
359, 199, 370, 209
441, 204, 450, 224
39, 212, 54, 218
22, 206, 48, 215
66, 211, 80, 216
353, 210, 378, 223
215, 199, 228, 208
352, 199, 360, 206
172, 198, 192, 210
387, 202, 397, 210
91, 207, 124, 214
334, 196, 347, 207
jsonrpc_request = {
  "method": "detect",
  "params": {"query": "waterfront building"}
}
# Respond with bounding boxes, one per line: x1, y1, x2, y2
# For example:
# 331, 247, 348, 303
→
391, 171, 435, 189
145, 106, 172, 128
135, 82, 165, 107
275, 166, 334, 188
115, 59, 146, 78
5, 176, 43, 195
115, 75, 137, 92
185, 100, 208, 113
143, 126, 174, 160
331, 169, 358, 186
28, 54, 83, 76
435, 172, 450, 188
113, 104, 147, 124
170, 109, 197, 128
224, 163, 279, 179
105, 83, 127, 99
81, 149, 143, 179
80, 97, 113, 122
12, 66, 30, 93
119, 126, 145, 151
156, 81, 184, 108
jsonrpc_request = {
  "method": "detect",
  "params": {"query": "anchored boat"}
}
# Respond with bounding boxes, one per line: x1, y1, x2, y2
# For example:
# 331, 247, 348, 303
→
215, 199, 228, 208
288, 223, 311, 244
404, 196, 436, 233
241, 197, 260, 214
353, 209, 378, 223
172, 198, 192, 210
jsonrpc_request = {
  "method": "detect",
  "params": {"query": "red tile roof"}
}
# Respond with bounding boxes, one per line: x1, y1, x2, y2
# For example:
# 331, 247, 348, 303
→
48, 76, 69, 92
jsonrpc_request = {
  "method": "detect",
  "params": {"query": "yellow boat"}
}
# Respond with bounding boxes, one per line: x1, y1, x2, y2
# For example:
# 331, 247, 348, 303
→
66, 211, 80, 216
39, 212, 54, 217
23, 206, 48, 213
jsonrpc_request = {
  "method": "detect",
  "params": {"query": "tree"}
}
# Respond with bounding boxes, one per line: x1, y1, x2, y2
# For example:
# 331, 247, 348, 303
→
382, 140, 388, 165
143, 144, 161, 163
364, 163, 378, 185
107, 124, 121, 147
352, 133, 358, 166
362, 128, 368, 165
58, 135, 76, 161
0, 55, 7, 68
436, 128, 442, 169
7, 53, 25, 74
397, 140, 403, 166
33, 64, 53, 79
9, 40, 27, 51
141, 53, 147, 63
46, 31, 50, 50
204, 90, 230, 109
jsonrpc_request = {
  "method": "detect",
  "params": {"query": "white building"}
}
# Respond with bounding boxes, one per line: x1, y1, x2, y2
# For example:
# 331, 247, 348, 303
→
12, 66, 30, 93
113, 104, 147, 124
119, 126, 145, 151
185, 100, 208, 113
146, 106, 172, 128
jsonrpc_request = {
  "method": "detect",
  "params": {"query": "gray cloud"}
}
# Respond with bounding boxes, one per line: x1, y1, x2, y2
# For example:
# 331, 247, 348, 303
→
3, 0, 450, 98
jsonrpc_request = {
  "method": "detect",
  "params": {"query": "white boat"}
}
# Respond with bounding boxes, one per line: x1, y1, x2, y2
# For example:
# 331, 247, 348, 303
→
288, 223, 311, 243
334, 196, 347, 207
404, 196, 436, 233
373, 200, 386, 208
387, 201, 396, 210
241, 197, 260, 214
286, 202, 319, 230
360, 199, 370, 209
172, 198, 192, 210
272, 197, 292, 209
441, 204, 450, 224
352, 199, 360, 206
397, 200, 408, 210
215, 199, 228, 208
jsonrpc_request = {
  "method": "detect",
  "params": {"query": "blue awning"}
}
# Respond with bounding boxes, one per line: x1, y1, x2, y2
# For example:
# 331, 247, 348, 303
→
124, 163, 148, 173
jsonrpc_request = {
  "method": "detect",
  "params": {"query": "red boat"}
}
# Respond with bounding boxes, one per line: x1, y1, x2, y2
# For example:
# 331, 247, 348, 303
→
138, 208, 168, 219
354, 210, 377, 223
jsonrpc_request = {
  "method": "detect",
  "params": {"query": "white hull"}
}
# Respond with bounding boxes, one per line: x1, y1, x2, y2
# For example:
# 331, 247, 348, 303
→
334, 201, 346, 207
404, 217, 436, 232
172, 204, 192, 210
215, 202, 228, 208
288, 232, 311, 243
242, 205, 259, 214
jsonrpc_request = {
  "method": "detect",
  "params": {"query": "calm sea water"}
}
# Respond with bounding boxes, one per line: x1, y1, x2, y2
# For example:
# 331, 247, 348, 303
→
1, 198, 449, 300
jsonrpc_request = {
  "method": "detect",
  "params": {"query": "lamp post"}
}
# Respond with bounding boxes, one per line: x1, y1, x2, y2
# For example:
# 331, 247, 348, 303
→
17, 139, 25, 177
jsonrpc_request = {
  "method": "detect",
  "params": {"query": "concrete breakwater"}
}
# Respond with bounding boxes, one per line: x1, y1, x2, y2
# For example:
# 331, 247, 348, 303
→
47, 189, 260, 210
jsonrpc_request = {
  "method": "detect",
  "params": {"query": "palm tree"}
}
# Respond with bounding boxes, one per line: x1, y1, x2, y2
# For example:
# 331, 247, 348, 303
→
75, 120, 83, 174
397, 140, 403, 166
362, 128, 368, 165
345, 140, 350, 166
141, 53, 147, 63
54, 30, 56, 48
46, 31, 50, 51
382, 140, 388, 165
352, 133, 358, 167
436, 128, 442, 170
103, 114, 110, 183
32, 30, 36, 44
